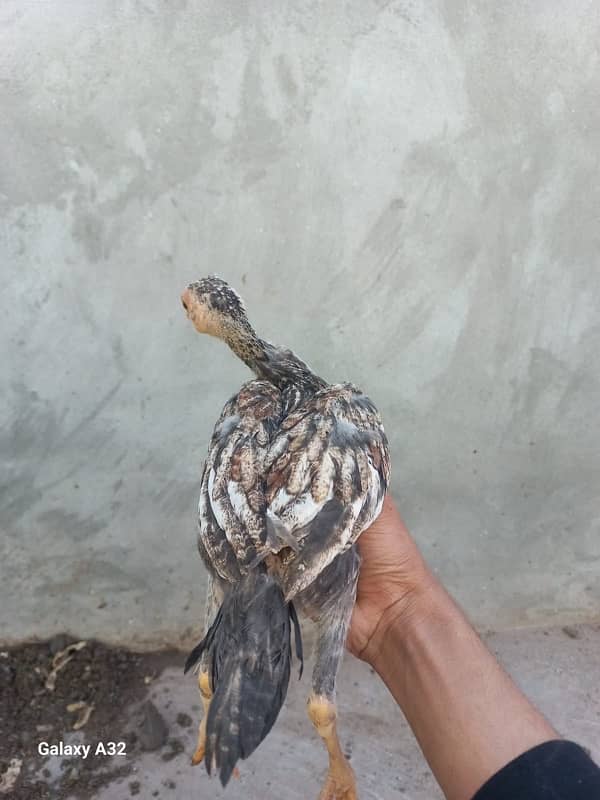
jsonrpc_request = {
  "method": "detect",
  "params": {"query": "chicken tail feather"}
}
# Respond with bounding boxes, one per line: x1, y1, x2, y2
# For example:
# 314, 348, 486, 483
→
184, 572, 303, 787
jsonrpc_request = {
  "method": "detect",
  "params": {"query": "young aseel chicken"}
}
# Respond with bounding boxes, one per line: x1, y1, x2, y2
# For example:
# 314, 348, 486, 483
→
181, 277, 390, 800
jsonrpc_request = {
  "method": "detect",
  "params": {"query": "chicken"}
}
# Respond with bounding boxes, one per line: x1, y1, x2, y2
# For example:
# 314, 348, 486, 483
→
181, 276, 390, 800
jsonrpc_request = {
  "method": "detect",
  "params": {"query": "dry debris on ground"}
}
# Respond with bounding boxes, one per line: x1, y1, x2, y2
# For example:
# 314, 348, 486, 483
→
0, 636, 177, 799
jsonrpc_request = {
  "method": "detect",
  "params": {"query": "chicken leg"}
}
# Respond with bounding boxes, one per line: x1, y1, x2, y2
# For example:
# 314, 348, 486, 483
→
191, 577, 220, 766
308, 694, 357, 800
307, 584, 357, 800
191, 670, 212, 765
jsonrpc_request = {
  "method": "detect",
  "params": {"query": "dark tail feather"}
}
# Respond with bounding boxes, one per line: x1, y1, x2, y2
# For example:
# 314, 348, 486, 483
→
289, 601, 303, 679
183, 605, 222, 675
184, 573, 303, 787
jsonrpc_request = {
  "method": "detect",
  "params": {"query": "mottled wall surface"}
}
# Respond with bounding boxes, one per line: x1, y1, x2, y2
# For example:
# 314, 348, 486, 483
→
1, 1, 599, 647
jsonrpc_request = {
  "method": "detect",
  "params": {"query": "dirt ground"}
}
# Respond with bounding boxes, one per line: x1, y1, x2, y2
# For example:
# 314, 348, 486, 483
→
2, 625, 599, 800
0, 636, 180, 800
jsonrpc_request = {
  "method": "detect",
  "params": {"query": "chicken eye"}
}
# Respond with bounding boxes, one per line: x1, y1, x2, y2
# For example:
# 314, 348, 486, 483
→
182, 299, 189, 311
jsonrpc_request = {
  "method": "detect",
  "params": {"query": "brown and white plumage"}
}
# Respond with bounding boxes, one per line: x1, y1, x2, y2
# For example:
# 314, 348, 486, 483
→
182, 276, 390, 798
199, 379, 389, 597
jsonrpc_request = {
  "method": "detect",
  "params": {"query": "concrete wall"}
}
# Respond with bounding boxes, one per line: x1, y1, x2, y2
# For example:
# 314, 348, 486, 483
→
2, 1, 599, 648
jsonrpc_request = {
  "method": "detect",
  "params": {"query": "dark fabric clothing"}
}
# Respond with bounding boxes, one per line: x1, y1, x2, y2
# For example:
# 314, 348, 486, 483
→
472, 740, 600, 800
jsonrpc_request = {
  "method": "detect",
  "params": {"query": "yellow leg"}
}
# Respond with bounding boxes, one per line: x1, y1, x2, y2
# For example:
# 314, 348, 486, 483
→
191, 671, 212, 766
308, 694, 357, 800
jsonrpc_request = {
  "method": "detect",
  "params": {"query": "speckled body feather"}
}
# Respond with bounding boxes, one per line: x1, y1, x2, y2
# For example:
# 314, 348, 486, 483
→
198, 379, 390, 604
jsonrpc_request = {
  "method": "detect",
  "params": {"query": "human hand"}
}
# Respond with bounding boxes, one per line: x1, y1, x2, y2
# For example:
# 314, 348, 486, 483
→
348, 497, 558, 800
347, 494, 437, 664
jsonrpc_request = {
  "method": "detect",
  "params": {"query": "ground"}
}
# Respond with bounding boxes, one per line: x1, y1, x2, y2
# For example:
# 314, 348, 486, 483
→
2, 625, 599, 800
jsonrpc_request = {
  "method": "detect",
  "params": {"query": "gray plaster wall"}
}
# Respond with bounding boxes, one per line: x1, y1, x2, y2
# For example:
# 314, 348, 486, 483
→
1, 1, 599, 648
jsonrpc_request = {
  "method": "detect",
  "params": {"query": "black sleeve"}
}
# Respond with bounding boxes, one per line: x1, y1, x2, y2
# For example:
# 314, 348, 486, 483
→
472, 740, 600, 800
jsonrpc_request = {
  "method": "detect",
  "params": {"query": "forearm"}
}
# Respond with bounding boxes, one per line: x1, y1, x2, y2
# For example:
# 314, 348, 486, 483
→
369, 577, 557, 800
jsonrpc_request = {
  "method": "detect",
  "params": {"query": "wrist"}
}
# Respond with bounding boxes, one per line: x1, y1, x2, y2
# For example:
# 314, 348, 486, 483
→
361, 568, 448, 669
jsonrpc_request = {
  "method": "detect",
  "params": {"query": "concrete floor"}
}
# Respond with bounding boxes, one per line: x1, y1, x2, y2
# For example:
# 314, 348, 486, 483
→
57, 623, 599, 800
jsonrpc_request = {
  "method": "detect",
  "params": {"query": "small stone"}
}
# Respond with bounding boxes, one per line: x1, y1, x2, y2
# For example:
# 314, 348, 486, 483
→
66, 766, 79, 783
562, 626, 580, 639
48, 634, 70, 655
0, 759, 22, 793
161, 738, 184, 761
139, 701, 168, 751
129, 780, 141, 795
0, 663, 15, 685
176, 712, 192, 728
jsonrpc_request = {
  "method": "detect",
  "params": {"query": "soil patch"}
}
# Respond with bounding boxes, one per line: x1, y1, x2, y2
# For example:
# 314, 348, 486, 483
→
0, 636, 178, 799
